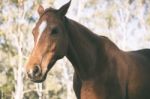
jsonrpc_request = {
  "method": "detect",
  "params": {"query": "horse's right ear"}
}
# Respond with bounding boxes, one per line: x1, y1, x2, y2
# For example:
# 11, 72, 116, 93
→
57, 0, 71, 17
38, 5, 44, 16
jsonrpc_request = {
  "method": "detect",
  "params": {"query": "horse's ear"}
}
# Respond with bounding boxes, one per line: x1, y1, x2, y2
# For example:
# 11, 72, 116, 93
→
57, 0, 71, 17
38, 5, 44, 16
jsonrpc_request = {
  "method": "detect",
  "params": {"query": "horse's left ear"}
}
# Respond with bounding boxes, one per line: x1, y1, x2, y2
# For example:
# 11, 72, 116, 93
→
57, 0, 71, 17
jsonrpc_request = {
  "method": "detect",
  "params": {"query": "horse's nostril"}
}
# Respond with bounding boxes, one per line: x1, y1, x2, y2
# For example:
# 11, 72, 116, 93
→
33, 65, 40, 74
33, 65, 41, 76
28, 65, 41, 79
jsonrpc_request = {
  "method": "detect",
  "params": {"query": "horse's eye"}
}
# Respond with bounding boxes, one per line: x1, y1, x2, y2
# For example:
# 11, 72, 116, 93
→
51, 27, 59, 35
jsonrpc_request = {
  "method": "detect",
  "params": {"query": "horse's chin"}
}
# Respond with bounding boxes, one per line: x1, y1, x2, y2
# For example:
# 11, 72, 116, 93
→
30, 72, 48, 83
31, 78, 46, 83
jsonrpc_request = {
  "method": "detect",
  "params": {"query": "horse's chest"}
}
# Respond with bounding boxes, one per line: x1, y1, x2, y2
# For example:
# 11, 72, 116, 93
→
81, 81, 99, 99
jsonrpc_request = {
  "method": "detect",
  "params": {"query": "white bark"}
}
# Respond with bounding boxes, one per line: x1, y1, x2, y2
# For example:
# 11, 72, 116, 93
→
14, 1, 25, 99
36, 83, 43, 99
61, 58, 72, 99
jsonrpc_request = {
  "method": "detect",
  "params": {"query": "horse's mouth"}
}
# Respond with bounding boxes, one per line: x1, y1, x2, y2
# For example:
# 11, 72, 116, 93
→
31, 78, 45, 83
30, 72, 48, 83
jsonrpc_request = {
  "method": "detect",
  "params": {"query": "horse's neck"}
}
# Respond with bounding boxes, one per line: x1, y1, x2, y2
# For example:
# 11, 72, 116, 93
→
65, 18, 118, 80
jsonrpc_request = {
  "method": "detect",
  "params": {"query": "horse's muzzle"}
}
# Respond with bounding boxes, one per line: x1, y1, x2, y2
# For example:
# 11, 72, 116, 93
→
27, 65, 41, 78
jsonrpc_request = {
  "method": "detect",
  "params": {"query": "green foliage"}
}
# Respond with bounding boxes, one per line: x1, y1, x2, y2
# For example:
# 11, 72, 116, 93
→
0, 68, 14, 99
10, 0, 18, 4
24, 91, 39, 99
0, 34, 16, 56
146, 14, 150, 26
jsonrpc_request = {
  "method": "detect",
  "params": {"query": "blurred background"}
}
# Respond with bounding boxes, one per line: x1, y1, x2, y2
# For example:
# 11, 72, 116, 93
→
0, 0, 150, 99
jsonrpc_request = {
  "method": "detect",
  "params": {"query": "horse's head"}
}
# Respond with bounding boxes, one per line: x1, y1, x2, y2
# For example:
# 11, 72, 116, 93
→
25, 1, 71, 82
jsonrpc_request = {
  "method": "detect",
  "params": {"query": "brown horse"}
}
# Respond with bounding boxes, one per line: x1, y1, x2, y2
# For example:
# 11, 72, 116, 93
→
25, 1, 150, 99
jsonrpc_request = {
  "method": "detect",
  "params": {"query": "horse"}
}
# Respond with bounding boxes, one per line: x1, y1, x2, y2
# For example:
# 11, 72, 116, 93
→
25, 1, 150, 99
